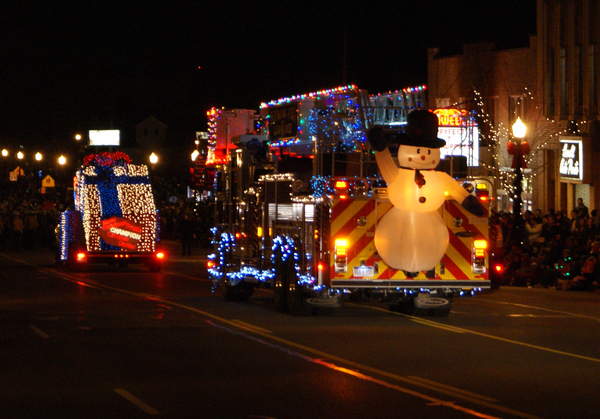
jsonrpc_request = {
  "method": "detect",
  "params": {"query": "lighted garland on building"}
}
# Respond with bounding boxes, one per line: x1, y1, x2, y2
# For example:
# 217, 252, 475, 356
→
259, 85, 359, 109
471, 86, 589, 202
206, 107, 225, 165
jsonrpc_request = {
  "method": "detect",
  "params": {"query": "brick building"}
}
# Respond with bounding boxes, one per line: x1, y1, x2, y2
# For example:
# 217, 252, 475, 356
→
428, 0, 600, 215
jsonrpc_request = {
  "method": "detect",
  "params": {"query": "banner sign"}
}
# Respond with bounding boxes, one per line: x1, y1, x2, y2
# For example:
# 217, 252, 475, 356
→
97, 216, 142, 250
559, 136, 590, 183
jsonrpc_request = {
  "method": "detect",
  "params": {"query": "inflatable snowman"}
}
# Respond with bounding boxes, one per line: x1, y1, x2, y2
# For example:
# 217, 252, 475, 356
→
368, 110, 484, 276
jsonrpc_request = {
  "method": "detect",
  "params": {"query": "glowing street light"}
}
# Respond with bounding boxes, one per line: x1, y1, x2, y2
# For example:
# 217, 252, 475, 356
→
191, 150, 199, 161
149, 152, 158, 164
509, 117, 529, 244
35, 152, 43, 161
512, 117, 526, 139
17, 151, 24, 160
1, 149, 8, 157
58, 155, 67, 165
75, 134, 82, 141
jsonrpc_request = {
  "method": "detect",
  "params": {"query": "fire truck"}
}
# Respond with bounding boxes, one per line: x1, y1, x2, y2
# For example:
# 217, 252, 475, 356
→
56, 151, 164, 271
206, 85, 490, 316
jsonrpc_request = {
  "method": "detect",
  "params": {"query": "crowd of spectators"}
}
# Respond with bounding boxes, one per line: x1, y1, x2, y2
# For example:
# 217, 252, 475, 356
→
0, 173, 212, 255
492, 198, 600, 292
3, 171, 600, 292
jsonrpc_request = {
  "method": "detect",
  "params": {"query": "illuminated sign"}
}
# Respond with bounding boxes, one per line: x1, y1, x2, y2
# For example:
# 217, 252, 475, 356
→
559, 136, 590, 183
97, 216, 142, 251
434, 109, 479, 166
434, 109, 472, 127
89, 130, 120, 146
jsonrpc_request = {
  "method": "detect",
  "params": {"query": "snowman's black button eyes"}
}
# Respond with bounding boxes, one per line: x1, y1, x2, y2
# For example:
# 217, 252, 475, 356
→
417, 148, 421, 154
428, 149, 431, 155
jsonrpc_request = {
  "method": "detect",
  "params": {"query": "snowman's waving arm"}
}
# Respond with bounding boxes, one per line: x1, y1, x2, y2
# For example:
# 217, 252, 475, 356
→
438, 172, 485, 217
374, 149, 398, 184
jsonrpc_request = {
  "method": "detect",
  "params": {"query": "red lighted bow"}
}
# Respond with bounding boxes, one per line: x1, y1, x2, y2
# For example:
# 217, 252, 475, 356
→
507, 140, 530, 169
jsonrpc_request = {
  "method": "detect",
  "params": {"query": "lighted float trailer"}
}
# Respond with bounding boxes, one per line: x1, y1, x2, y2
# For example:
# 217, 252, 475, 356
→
56, 152, 164, 271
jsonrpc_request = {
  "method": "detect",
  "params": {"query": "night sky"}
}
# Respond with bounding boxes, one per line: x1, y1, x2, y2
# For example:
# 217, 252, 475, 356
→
1, 1, 536, 150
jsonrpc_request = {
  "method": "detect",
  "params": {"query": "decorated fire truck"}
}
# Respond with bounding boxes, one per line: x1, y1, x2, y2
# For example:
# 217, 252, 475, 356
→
56, 151, 164, 271
207, 85, 490, 316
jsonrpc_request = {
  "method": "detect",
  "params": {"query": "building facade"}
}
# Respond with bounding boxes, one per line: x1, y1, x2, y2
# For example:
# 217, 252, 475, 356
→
428, 0, 600, 215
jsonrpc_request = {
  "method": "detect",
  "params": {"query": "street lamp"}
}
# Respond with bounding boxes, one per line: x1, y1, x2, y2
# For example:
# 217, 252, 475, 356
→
191, 150, 199, 161
2, 149, 8, 157
149, 152, 158, 164
35, 152, 43, 161
509, 117, 528, 244
17, 151, 24, 160
58, 155, 67, 165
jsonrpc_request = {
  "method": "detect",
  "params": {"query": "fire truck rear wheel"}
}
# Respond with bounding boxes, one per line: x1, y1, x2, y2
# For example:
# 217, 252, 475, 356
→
223, 281, 254, 302
287, 271, 311, 317
273, 268, 288, 312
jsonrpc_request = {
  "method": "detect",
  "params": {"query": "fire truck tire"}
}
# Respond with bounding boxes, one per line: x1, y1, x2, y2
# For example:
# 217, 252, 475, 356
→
273, 268, 288, 312
223, 281, 254, 302
287, 271, 311, 317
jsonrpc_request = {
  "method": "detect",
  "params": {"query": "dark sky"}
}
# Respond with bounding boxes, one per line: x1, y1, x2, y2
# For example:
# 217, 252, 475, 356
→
0, 1, 537, 149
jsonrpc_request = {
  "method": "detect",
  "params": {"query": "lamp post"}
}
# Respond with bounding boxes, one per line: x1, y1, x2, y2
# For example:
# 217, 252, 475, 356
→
510, 117, 527, 244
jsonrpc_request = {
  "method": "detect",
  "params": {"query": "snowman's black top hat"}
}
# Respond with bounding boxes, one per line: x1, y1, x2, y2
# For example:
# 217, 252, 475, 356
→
399, 109, 446, 148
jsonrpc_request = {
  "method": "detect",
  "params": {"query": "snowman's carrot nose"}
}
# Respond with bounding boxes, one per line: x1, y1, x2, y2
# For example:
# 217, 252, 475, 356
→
420, 155, 426, 161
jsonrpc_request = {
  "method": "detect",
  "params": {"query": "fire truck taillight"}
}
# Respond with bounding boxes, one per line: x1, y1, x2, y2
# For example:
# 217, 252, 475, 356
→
76, 252, 86, 261
335, 180, 348, 199
473, 239, 487, 257
472, 239, 487, 274
334, 239, 348, 273
156, 252, 165, 259
475, 183, 489, 203
335, 180, 348, 189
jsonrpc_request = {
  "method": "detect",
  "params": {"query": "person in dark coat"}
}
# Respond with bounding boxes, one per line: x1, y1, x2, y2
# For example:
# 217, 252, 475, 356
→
178, 214, 195, 256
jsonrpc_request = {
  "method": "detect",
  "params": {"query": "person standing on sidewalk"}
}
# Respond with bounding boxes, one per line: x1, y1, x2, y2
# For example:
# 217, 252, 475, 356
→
178, 213, 195, 256
12, 213, 24, 251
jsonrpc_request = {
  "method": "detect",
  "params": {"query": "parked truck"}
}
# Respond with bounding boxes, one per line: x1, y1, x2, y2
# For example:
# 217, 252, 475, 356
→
56, 151, 164, 271
206, 85, 490, 316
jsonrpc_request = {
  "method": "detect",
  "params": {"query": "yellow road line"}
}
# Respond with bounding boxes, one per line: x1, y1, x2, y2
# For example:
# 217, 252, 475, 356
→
114, 389, 160, 415
231, 319, 273, 334
29, 324, 50, 339
21, 264, 561, 419
408, 376, 498, 403
363, 303, 600, 364
476, 298, 600, 322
